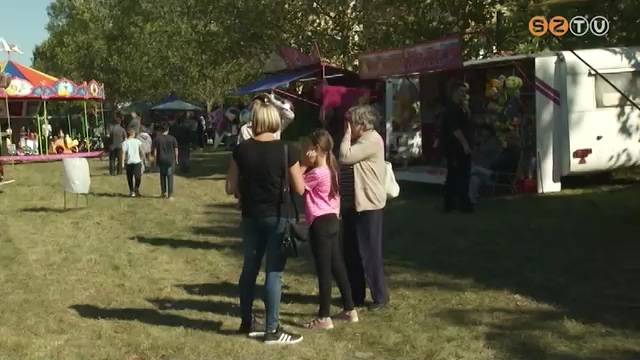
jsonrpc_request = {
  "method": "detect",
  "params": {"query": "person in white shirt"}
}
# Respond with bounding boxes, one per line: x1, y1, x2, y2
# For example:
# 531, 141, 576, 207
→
238, 93, 294, 144
121, 129, 145, 197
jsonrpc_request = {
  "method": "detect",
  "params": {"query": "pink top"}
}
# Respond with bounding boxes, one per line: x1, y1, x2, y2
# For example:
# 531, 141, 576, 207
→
303, 167, 340, 225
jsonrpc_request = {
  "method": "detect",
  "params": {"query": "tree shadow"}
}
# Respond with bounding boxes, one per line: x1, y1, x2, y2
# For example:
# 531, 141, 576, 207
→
191, 225, 241, 239
384, 185, 640, 331
176, 281, 332, 306
437, 307, 640, 360
132, 236, 242, 251
176, 151, 229, 179
147, 298, 239, 316
70, 304, 224, 332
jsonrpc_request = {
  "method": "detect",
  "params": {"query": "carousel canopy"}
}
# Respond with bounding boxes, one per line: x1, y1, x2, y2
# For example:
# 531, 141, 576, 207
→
0, 61, 105, 101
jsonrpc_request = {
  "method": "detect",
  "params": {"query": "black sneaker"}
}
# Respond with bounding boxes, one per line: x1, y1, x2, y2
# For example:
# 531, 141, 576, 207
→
263, 326, 303, 345
238, 317, 265, 338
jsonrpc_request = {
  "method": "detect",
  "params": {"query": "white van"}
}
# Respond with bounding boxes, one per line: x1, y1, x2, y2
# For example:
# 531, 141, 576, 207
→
386, 47, 640, 193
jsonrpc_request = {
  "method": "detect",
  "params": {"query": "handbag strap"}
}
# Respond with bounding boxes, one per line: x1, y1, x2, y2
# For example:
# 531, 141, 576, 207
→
282, 143, 300, 222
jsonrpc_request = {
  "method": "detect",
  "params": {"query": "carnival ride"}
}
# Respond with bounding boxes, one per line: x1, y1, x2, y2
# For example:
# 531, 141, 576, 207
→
0, 60, 106, 163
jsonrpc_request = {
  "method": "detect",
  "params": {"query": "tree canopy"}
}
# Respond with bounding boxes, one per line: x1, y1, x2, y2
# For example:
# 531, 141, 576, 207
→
32, 0, 639, 107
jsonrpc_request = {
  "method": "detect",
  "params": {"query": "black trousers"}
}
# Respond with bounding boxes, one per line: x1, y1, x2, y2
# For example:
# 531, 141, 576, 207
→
445, 152, 472, 211
109, 149, 122, 175
178, 146, 191, 173
126, 163, 142, 193
342, 208, 388, 306
310, 214, 355, 318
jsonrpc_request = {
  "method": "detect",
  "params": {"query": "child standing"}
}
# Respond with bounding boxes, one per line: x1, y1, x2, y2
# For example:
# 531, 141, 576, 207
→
301, 129, 358, 330
153, 122, 179, 199
121, 129, 144, 197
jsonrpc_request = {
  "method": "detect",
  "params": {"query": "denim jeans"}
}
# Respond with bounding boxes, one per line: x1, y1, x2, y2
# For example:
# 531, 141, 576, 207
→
159, 164, 174, 196
239, 217, 287, 332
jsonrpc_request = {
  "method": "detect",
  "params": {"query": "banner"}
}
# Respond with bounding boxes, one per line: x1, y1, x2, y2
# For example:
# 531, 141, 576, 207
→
359, 36, 463, 79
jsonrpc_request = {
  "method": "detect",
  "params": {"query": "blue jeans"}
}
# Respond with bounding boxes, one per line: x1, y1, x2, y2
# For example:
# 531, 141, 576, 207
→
239, 217, 287, 332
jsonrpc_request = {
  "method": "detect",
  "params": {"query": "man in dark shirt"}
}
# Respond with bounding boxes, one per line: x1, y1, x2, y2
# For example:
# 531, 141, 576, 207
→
442, 81, 474, 213
173, 118, 192, 173
108, 113, 127, 176
153, 122, 179, 199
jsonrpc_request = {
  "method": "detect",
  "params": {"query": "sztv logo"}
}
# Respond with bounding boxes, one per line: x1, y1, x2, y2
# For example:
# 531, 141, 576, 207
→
529, 16, 609, 37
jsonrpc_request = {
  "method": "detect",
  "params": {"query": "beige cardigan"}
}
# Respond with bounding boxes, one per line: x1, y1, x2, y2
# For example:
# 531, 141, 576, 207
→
339, 130, 387, 212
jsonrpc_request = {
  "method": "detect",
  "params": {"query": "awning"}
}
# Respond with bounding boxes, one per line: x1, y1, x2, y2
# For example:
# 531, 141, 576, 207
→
235, 67, 320, 96
152, 100, 202, 111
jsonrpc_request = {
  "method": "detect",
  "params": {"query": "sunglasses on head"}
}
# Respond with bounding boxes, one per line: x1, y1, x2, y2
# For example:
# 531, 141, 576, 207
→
252, 93, 271, 103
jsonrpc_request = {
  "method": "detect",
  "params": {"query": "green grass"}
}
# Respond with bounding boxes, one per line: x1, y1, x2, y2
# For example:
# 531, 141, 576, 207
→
1, 151, 640, 360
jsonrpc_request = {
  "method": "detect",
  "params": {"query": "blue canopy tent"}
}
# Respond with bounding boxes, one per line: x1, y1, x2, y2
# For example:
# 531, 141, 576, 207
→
235, 68, 320, 96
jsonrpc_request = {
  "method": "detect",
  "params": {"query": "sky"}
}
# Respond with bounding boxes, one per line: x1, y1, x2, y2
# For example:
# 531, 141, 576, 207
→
1, 0, 52, 66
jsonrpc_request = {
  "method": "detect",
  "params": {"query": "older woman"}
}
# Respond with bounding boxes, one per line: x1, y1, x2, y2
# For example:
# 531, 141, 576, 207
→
339, 105, 389, 312
226, 94, 305, 345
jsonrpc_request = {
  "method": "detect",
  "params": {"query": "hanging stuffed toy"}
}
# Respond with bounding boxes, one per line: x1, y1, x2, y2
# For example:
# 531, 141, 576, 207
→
485, 78, 504, 113
504, 75, 524, 121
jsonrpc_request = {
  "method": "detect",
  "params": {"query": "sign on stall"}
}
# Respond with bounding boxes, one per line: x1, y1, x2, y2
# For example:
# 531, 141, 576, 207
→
359, 36, 463, 79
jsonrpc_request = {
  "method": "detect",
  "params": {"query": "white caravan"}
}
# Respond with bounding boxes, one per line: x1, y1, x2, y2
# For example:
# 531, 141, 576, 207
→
386, 46, 640, 193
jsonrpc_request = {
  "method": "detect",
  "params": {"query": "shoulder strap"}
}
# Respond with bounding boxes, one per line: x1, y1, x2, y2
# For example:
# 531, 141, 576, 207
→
281, 142, 300, 221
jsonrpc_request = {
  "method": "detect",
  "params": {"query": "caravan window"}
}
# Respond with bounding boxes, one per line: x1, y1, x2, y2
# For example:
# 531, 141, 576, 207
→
595, 71, 640, 108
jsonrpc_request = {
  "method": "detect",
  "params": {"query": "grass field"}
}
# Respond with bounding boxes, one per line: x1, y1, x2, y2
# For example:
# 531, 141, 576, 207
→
1, 150, 640, 360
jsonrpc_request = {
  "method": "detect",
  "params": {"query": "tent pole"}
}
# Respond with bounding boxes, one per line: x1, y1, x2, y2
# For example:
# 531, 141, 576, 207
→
67, 114, 71, 136
41, 101, 48, 155
4, 95, 10, 130
83, 101, 89, 151
37, 114, 43, 156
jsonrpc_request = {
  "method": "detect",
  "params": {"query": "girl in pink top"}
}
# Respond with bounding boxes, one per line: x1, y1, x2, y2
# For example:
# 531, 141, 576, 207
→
301, 129, 359, 330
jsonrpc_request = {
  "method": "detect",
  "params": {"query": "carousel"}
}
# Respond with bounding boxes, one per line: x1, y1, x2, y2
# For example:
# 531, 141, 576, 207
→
0, 60, 106, 164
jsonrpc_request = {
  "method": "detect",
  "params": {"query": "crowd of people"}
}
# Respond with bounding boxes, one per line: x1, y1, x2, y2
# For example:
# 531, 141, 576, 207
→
106, 111, 201, 198
99, 83, 511, 346
226, 94, 388, 345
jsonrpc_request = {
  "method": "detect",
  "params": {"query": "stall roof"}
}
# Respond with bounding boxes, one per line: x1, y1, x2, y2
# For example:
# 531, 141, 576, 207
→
152, 99, 202, 111
463, 54, 535, 68
235, 67, 319, 96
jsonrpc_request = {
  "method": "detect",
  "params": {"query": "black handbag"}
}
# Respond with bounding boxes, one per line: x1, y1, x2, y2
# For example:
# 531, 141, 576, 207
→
281, 144, 309, 258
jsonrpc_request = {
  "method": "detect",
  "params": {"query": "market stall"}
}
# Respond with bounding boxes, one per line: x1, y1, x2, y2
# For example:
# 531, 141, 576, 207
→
0, 60, 106, 162
235, 46, 376, 142
361, 39, 640, 194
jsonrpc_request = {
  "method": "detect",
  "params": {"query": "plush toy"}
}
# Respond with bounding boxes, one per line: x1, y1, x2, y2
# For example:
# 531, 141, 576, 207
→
504, 76, 524, 119
505, 75, 523, 97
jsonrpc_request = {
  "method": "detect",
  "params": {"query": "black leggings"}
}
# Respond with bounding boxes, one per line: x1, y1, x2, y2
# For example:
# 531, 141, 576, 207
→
310, 214, 355, 318
126, 163, 142, 193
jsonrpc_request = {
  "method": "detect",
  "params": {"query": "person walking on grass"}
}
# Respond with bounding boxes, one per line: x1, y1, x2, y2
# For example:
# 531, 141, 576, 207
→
121, 128, 144, 197
226, 93, 305, 345
153, 122, 179, 199
301, 129, 359, 330
108, 113, 127, 176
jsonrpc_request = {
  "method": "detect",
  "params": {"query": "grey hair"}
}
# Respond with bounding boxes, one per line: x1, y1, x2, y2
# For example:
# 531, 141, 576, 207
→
347, 105, 380, 131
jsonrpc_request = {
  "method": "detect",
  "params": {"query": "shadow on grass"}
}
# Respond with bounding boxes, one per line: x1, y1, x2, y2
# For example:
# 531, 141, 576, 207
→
385, 184, 640, 331
70, 304, 224, 332
176, 281, 333, 306
132, 236, 242, 251
191, 225, 241, 239
20, 207, 80, 213
175, 151, 229, 179
90, 192, 132, 198
147, 298, 239, 316
437, 308, 640, 360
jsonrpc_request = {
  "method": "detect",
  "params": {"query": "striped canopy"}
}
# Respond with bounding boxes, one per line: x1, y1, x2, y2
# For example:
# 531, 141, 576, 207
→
0, 61, 105, 101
